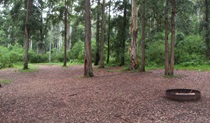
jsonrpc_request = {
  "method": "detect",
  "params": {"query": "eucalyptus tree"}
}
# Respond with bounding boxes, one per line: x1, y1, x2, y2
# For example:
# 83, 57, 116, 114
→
130, 0, 139, 70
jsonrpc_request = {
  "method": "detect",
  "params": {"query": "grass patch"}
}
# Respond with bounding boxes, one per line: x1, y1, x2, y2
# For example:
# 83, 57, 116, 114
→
175, 64, 210, 71
145, 64, 210, 71
146, 65, 164, 71
14, 63, 39, 72
0, 79, 12, 84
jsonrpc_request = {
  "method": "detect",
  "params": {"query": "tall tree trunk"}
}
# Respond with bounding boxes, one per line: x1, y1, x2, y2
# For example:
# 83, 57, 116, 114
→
99, 0, 105, 68
140, 0, 146, 72
169, 0, 176, 75
84, 0, 93, 77
63, 0, 68, 67
23, 0, 31, 69
39, 8, 44, 54
107, 0, 111, 64
58, 22, 63, 50
130, 0, 139, 70
165, 0, 169, 75
67, 23, 71, 49
67, 0, 73, 50
120, 0, 127, 66
49, 24, 53, 63
205, 0, 210, 58
94, 0, 100, 65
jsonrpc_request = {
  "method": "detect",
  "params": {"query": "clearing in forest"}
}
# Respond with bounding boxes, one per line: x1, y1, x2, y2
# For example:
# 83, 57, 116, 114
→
0, 65, 210, 123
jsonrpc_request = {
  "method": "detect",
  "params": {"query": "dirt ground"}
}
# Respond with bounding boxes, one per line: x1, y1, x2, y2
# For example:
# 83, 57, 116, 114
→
0, 65, 210, 123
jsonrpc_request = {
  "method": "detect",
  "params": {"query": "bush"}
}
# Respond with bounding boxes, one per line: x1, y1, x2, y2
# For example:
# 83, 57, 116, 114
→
70, 40, 84, 61
0, 46, 12, 68
29, 50, 48, 63
146, 40, 165, 65
175, 35, 206, 65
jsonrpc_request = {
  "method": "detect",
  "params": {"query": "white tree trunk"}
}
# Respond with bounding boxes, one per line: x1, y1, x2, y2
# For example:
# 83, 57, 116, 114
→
130, 0, 139, 70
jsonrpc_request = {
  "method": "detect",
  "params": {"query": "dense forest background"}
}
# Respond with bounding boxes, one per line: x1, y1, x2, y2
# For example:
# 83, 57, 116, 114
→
0, 0, 209, 72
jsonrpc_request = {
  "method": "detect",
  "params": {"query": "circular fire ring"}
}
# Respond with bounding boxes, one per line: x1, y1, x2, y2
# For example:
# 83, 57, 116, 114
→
166, 89, 201, 101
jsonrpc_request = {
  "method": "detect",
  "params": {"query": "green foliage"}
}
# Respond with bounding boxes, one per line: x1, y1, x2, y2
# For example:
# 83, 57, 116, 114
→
175, 35, 206, 66
146, 40, 165, 66
70, 40, 84, 61
28, 50, 48, 63
0, 46, 12, 68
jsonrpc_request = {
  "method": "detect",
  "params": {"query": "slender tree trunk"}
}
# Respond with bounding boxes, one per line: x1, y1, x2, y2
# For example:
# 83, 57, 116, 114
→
165, 0, 169, 75
140, 0, 146, 72
67, 0, 73, 50
130, 0, 139, 70
39, 9, 44, 54
99, 0, 105, 68
58, 22, 63, 50
23, 0, 31, 69
205, 0, 210, 59
107, 0, 111, 64
120, 0, 127, 66
63, 0, 68, 67
49, 24, 53, 63
67, 23, 71, 49
169, 0, 176, 75
94, 0, 100, 65
84, 0, 93, 77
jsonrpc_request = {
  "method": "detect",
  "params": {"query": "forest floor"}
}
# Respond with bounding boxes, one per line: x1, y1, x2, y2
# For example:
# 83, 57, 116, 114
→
0, 64, 210, 123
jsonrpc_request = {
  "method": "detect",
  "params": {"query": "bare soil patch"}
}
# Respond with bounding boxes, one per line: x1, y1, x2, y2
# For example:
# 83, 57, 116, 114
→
0, 65, 210, 123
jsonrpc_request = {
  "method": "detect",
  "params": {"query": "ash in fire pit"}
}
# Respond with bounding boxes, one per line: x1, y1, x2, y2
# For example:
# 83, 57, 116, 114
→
166, 89, 201, 101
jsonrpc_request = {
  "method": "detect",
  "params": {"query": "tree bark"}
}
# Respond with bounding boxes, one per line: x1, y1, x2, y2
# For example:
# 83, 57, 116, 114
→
140, 0, 146, 72
99, 0, 105, 68
169, 0, 176, 75
205, 0, 210, 59
84, 0, 93, 77
107, 0, 111, 64
165, 0, 169, 75
130, 0, 139, 70
94, 0, 100, 65
49, 24, 53, 63
23, 0, 31, 69
120, 0, 127, 66
63, 0, 68, 67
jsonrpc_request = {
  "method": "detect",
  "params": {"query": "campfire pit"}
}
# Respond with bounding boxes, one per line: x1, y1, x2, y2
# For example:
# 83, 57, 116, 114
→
166, 89, 201, 101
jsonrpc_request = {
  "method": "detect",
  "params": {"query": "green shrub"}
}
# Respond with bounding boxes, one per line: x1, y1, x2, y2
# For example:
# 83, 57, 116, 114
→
29, 50, 48, 63
0, 46, 12, 68
146, 40, 165, 65
70, 40, 84, 61
175, 35, 205, 65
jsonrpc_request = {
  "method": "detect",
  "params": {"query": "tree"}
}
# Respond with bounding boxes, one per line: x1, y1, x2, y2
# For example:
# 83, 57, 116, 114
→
23, 0, 32, 69
119, 0, 128, 66
165, 0, 169, 75
84, 0, 93, 77
205, 0, 210, 58
99, 0, 106, 68
169, 0, 176, 75
130, 0, 139, 70
63, 0, 68, 67
107, 0, 111, 64
94, 0, 100, 65
140, 0, 146, 72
